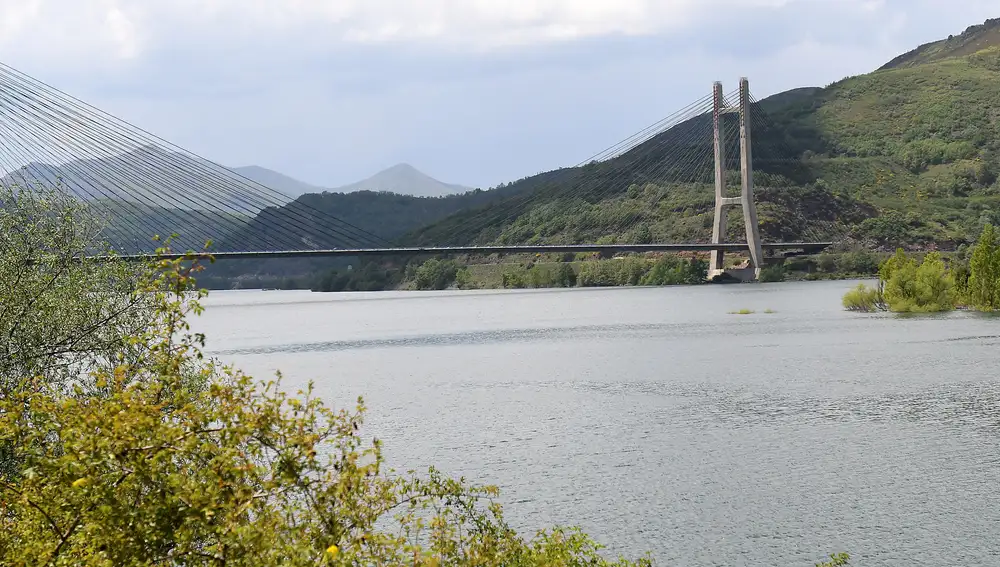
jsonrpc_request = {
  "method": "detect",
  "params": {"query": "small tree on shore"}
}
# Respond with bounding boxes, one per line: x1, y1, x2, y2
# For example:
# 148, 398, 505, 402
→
968, 223, 1000, 311
843, 249, 955, 313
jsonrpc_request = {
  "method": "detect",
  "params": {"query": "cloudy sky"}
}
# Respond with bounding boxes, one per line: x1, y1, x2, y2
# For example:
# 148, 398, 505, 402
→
0, 0, 996, 189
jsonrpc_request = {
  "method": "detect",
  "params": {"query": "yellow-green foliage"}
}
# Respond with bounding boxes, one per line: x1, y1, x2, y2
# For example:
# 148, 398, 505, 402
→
967, 223, 1000, 310
0, 254, 652, 567
880, 250, 956, 313
843, 229, 1000, 313
816, 553, 851, 567
0, 187, 160, 396
842, 283, 885, 312
577, 257, 649, 287
841, 248, 960, 313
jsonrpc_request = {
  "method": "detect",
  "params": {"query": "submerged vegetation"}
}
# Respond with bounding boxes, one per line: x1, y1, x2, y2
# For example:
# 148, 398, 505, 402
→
842, 223, 1000, 313
842, 283, 886, 312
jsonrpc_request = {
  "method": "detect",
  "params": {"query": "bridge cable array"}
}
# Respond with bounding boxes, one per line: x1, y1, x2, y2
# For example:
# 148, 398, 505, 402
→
0, 62, 389, 255
746, 89, 853, 244
416, 91, 736, 247
413, 85, 844, 249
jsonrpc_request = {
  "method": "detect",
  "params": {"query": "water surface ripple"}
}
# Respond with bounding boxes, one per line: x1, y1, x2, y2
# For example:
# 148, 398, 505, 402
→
196, 281, 1000, 566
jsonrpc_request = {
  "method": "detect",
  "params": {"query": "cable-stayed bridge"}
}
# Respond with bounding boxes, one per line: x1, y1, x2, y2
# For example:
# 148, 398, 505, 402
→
0, 63, 836, 281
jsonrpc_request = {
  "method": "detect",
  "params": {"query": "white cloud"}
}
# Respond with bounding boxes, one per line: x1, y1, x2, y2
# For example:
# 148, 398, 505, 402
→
104, 5, 141, 59
2, 0, 997, 187
0, 0, 879, 69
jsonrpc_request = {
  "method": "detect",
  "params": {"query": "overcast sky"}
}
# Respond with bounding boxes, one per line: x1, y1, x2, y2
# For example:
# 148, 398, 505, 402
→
0, 0, 996, 189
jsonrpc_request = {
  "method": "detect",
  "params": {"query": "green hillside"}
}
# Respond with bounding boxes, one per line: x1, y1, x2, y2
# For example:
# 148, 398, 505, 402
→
880, 18, 1000, 70
406, 18, 1000, 252
776, 40, 1000, 246
404, 93, 869, 248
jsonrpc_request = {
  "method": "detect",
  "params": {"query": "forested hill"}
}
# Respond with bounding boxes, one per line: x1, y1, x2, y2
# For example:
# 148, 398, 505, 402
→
404, 84, 866, 248
215, 177, 549, 252
406, 17, 1000, 251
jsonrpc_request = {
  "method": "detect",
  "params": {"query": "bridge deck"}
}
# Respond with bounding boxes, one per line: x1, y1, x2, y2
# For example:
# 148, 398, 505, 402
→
109, 242, 832, 261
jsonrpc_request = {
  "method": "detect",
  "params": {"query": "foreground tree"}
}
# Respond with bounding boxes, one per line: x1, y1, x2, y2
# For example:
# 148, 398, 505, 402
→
0, 186, 159, 395
967, 223, 1000, 311
0, 191, 654, 565
0, 254, 655, 566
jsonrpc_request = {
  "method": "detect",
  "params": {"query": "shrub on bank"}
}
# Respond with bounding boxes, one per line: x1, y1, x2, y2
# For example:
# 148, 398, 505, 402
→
758, 265, 786, 283
502, 269, 529, 289
840, 225, 1000, 313
842, 282, 885, 312
576, 256, 707, 288
967, 223, 1000, 310
556, 262, 578, 287
578, 257, 648, 287
412, 258, 460, 290
641, 256, 708, 286
881, 250, 956, 313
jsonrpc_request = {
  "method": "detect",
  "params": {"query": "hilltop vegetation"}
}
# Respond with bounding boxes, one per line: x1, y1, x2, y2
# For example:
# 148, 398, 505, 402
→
880, 18, 1000, 70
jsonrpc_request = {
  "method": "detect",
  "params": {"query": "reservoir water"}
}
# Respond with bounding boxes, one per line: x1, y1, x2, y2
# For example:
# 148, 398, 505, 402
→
195, 280, 1000, 566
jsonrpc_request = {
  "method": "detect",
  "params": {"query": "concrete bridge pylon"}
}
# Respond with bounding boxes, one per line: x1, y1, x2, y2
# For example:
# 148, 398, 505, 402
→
708, 77, 764, 282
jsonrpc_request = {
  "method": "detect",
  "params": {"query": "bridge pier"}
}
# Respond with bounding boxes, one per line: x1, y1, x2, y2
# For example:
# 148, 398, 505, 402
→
708, 78, 764, 282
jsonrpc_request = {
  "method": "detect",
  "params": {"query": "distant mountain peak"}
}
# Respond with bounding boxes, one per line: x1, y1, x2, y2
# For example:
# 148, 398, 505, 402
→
334, 163, 471, 198
386, 162, 418, 171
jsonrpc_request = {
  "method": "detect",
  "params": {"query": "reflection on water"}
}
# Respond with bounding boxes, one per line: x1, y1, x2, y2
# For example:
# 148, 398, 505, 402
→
195, 281, 1000, 566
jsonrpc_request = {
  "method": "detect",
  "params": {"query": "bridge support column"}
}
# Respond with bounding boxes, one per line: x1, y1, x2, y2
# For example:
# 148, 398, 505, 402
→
708, 78, 764, 282
739, 77, 764, 278
709, 82, 735, 276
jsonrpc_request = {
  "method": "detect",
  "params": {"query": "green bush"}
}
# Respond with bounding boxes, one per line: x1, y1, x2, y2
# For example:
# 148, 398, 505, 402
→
854, 213, 913, 247
578, 257, 646, 287
817, 254, 839, 273
412, 258, 459, 290
629, 225, 653, 244
556, 263, 578, 287
313, 262, 402, 292
455, 267, 476, 289
640, 256, 708, 286
758, 265, 786, 283
527, 265, 550, 288
836, 250, 881, 275
501, 270, 528, 289
881, 249, 956, 312
968, 223, 1000, 310
842, 283, 885, 312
